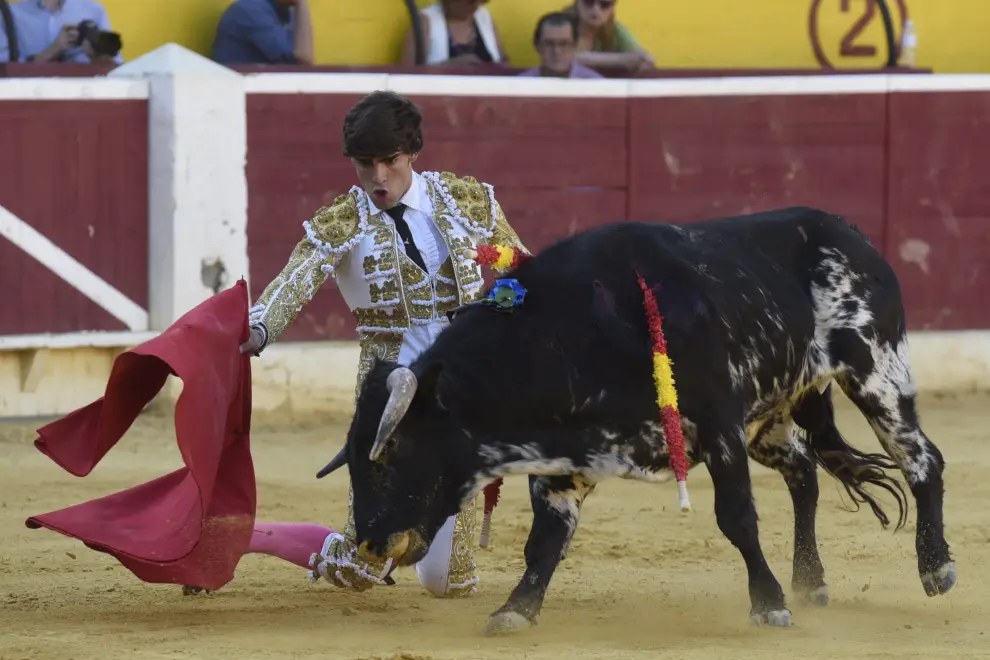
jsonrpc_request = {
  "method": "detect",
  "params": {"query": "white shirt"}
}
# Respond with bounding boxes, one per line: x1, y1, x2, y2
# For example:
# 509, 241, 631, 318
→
366, 171, 450, 276
420, 2, 501, 65
365, 172, 451, 364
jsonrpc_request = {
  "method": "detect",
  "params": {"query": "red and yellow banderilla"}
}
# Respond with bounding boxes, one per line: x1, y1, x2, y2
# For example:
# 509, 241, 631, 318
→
637, 275, 691, 512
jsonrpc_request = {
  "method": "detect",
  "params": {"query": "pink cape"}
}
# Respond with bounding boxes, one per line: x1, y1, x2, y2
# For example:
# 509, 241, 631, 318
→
25, 280, 256, 591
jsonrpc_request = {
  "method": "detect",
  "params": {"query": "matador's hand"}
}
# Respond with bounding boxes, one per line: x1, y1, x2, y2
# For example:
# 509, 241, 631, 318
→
239, 325, 266, 356
308, 532, 393, 591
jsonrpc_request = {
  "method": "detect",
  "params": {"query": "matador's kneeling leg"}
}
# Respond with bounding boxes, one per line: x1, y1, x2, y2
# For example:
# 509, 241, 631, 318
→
415, 495, 481, 598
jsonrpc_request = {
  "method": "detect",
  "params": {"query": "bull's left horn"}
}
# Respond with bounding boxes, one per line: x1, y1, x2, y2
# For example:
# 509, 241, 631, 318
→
369, 367, 418, 460
316, 445, 347, 479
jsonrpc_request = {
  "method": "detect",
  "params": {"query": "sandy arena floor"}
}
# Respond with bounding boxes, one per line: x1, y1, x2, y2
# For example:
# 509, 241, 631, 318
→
1, 392, 988, 660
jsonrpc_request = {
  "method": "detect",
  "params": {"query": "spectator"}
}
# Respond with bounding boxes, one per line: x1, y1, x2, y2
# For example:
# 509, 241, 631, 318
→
0, 0, 18, 62
1, 0, 122, 64
400, 0, 505, 67
212, 0, 313, 66
519, 11, 602, 78
565, 0, 653, 75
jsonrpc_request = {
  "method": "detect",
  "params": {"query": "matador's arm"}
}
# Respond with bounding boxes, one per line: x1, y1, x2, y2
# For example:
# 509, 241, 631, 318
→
249, 197, 361, 349
488, 191, 528, 254
469, 188, 530, 274
248, 235, 341, 349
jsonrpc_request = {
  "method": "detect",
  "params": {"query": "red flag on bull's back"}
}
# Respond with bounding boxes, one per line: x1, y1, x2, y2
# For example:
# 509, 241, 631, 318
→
25, 280, 256, 591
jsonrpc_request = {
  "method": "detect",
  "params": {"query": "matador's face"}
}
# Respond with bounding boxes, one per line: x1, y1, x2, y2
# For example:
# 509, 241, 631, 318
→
351, 151, 419, 211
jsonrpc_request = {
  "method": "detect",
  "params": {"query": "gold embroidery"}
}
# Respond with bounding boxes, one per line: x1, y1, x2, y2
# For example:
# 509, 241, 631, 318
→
363, 255, 380, 277
399, 256, 428, 289
369, 279, 400, 304
434, 258, 460, 317
249, 236, 335, 344
489, 196, 528, 253
363, 226, 399, 279
443, 495, 480, 597
372, 226, 391, 245
433, 212, 455, 234
354, 307, 409, 331
308, 192, 362, 249
439, 173, 491, 233
354, 333, 403, 399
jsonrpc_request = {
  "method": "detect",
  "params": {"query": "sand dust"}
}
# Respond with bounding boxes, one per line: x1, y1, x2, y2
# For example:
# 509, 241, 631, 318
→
1, 392, 989, 660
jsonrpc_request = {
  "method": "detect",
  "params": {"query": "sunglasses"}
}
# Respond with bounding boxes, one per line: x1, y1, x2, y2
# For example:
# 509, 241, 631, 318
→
581, 0, 615, 8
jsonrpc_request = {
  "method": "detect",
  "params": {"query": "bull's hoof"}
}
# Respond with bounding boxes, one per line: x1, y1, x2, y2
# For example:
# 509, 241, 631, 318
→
485, 610, 534, 635
797, 585, 830, 607
921, 561, 956, 597
749, 608, 792, 628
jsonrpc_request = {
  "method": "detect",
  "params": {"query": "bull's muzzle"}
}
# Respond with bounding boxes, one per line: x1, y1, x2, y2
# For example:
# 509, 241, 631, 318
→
357, 530, 425, 566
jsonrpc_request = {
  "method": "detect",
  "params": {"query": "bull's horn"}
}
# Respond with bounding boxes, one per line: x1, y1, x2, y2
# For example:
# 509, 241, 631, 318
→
316, 445, 348, 479
369, 367, 418, 460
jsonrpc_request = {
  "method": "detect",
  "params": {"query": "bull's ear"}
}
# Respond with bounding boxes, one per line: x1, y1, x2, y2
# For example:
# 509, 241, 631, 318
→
417, 361, 448, 411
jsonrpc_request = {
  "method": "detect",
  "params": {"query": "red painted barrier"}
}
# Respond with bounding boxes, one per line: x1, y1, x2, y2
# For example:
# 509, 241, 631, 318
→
0, 100, 148, 335
0, 79, 984, 342
628, 93, 889, 243
245, 88, 990, 339
885, 91, 990, 330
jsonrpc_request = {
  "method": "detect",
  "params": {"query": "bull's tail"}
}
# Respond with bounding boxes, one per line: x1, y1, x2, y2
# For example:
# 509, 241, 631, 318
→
793, 384, 909, 531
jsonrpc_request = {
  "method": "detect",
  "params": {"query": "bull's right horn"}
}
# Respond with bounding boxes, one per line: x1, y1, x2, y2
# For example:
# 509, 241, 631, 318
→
316, 445, 348, 479
369, 367, 418, 461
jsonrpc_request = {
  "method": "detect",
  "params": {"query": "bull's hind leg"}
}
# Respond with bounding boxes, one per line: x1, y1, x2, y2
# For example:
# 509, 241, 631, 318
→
747, 412, 829, 607
486, 474, 595, 635
832, 334, 955, 597
702, 422, 791, 627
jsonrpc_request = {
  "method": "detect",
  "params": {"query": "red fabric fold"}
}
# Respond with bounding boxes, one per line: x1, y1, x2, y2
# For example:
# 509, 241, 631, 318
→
25, 280, 256, 591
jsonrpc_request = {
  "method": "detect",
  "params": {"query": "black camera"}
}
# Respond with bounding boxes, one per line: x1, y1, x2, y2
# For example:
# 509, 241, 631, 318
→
74, 19, 122, 59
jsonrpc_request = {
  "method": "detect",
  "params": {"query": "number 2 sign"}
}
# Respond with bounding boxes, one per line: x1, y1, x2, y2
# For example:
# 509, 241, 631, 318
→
808, 0, 909, 68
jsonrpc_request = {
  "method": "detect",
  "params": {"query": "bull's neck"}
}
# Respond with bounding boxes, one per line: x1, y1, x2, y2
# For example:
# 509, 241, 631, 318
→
478, 429, 635, 478
472, 425, 667, 483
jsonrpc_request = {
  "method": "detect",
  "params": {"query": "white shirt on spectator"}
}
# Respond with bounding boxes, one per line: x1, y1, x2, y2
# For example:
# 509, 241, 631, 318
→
420, 2, 499, 65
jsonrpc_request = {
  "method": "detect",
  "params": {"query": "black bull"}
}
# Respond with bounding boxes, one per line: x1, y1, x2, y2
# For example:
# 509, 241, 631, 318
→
319, 207, 955, 634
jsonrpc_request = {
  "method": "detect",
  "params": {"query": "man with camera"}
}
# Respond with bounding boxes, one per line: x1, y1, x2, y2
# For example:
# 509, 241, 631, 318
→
0, 0, 122, 64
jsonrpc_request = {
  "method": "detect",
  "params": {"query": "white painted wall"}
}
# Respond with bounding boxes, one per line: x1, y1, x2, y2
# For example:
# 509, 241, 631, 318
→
109, 44, 250, 330
1, 46, 988, 419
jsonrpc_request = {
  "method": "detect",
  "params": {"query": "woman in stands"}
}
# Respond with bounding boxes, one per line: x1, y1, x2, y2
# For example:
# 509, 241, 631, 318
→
400, 0, 506, 67
566, 0, 654, 75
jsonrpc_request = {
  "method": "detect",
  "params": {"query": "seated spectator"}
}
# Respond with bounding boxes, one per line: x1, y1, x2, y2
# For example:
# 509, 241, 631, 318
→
212, 0, 313, 65
0, 0, 122, 64
0, 0, 18, 62
400, 0, 506, 67
565, 0, 653, 75
519, 12, 601, 78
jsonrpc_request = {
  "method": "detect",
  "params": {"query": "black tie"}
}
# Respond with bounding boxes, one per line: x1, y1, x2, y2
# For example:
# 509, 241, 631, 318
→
385, 203, 427, 272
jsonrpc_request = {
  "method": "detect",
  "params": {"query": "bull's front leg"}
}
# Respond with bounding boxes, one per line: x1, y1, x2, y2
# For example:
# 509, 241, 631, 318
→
704, 425, 792, 627
485, 474, 595, 635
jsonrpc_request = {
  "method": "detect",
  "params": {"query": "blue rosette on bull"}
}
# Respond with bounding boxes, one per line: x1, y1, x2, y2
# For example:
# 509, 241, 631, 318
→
486, 278, 527, 310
